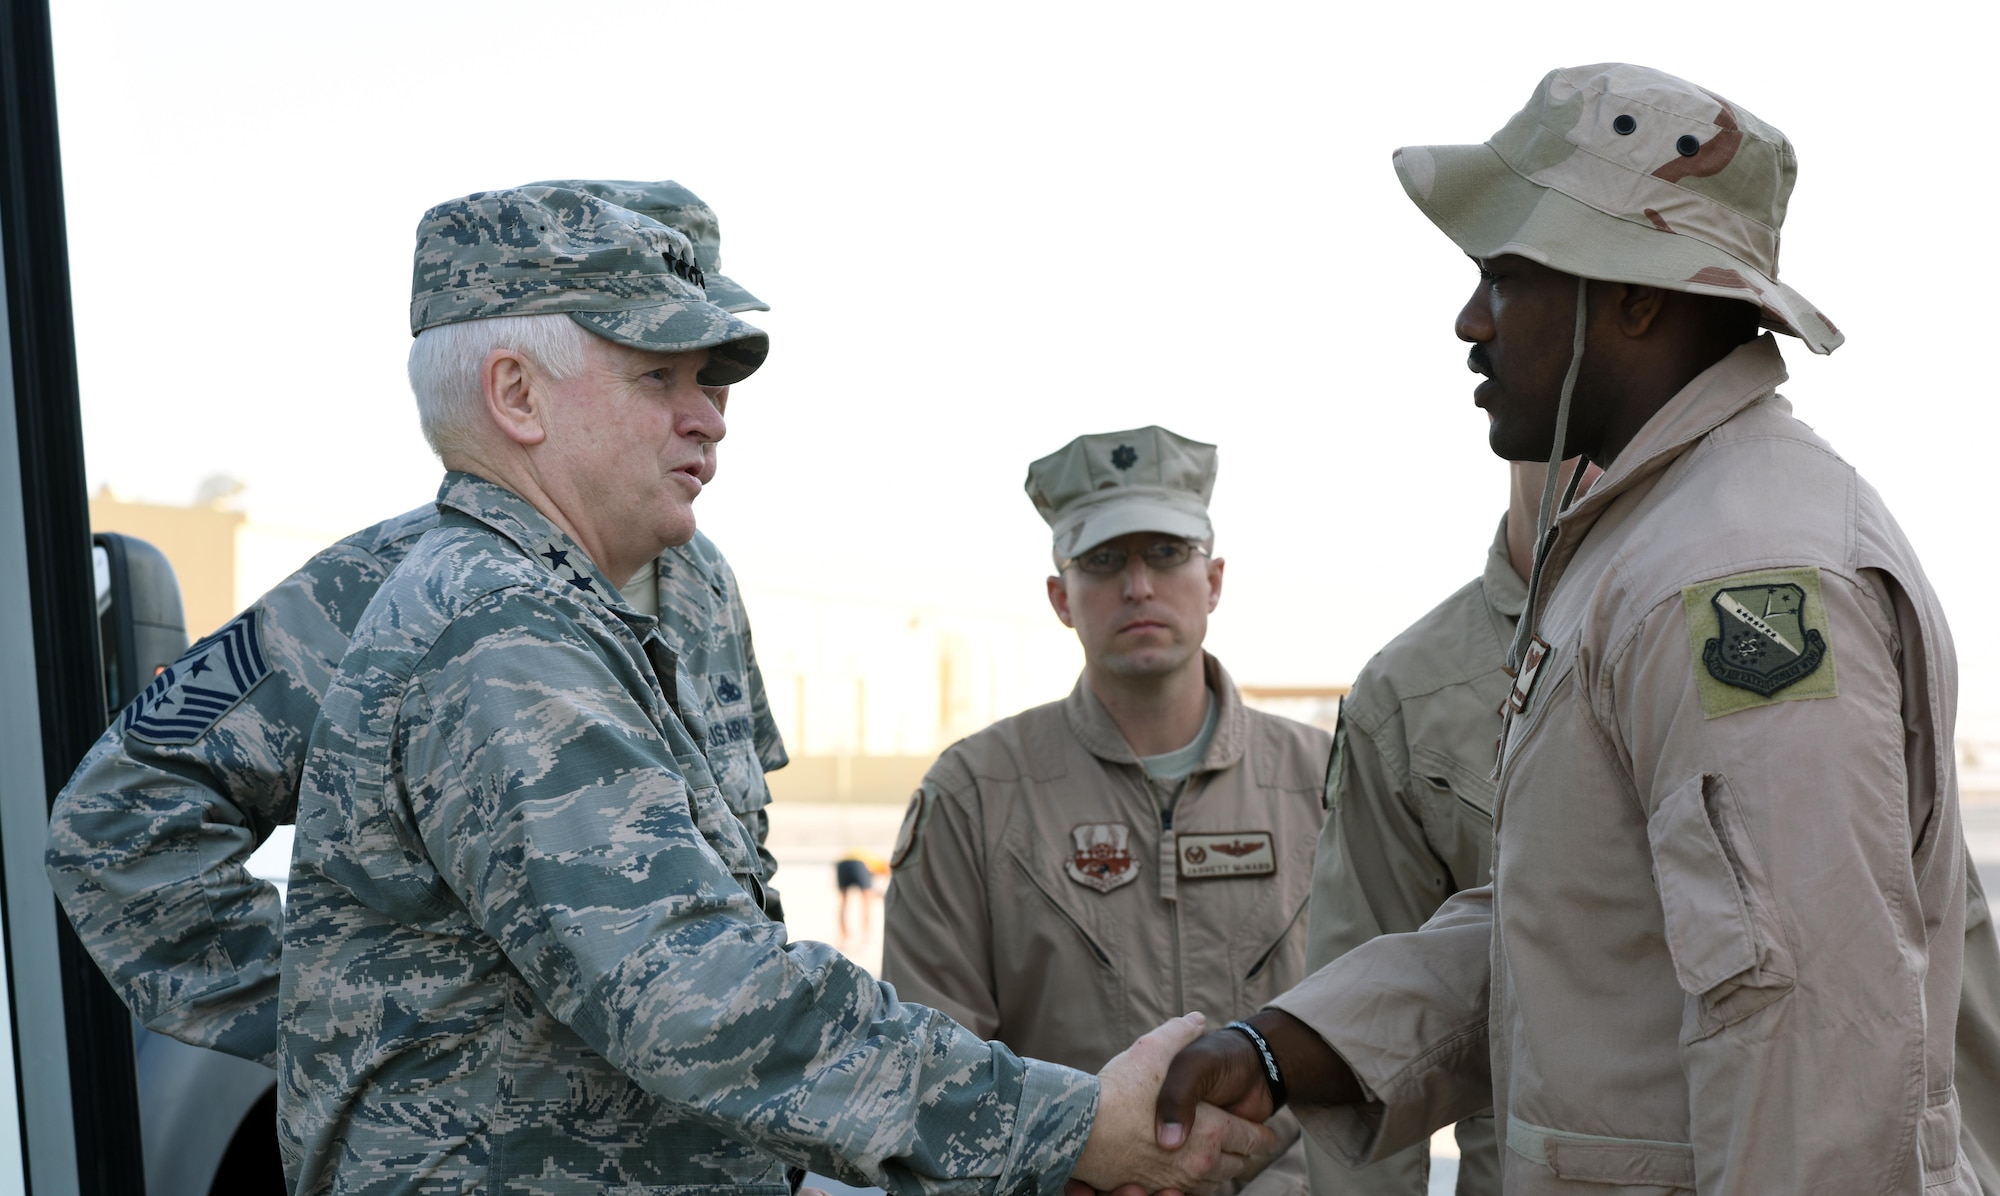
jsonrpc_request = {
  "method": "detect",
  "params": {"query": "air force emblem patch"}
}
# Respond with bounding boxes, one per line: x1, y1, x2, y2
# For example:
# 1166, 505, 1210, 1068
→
122, 611, 273, 744
1065, 822, 1139, 893
1682, 567, 1838, 719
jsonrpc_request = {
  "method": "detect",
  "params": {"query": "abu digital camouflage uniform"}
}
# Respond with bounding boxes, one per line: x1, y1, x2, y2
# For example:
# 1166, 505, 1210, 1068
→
44, 505, 786, 1067
278, 473, 1095, 1195
655, 528, 790, 886
45, 179, 788, 1068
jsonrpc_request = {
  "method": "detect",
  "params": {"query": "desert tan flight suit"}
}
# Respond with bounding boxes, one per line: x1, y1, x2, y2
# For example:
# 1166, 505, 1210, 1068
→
1307, 513, 2000, 1195
1275, 336, 1978, 1193
1303, 517, 1521, 1195
883, 654, 1329, 1195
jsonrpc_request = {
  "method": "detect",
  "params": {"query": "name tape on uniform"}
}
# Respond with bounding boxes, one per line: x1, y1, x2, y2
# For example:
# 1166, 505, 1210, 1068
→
1176, 831, 1275, 880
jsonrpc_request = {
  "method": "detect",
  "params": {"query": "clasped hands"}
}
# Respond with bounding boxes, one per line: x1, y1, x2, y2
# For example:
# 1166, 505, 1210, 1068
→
1068, 1009, 1356, 1196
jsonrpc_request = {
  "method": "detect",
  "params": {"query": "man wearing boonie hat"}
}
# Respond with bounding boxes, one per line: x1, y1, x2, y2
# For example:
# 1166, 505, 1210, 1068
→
271, 189, 1275, 1196
45, 181, 794, 1086
1152, 64, 1981, 1193
883, 426, 1330, 1195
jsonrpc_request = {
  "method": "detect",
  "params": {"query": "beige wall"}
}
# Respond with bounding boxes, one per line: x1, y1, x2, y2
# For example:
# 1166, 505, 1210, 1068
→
88, 489, 244, 639
766, 755, 934, 805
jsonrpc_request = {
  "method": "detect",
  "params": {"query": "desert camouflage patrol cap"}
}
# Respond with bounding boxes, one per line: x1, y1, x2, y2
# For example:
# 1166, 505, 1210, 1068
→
1394, 63, 1842, 354
532, 179, 768, 314
410, 186, 769, 385
1027, 426, 1217, 561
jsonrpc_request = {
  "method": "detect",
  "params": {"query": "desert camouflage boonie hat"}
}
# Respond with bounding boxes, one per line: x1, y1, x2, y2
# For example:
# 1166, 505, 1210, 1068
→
1027, 426, 1217, 561
1394, 63, 1841, 354
533, 179, 768, 314
410, 186, 769, 385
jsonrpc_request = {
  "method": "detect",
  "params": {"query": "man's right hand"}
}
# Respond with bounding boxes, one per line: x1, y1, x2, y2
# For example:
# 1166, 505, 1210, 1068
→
1069, 1013, 1278, 1196
1153, 1010, 1363, 1149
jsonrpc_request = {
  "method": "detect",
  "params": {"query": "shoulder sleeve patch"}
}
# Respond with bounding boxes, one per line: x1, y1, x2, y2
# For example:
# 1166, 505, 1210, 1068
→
1323, 699, 1347, 812
1681, 566, 1838, 720
890, 786, 934, 870
123, 610, 275, 745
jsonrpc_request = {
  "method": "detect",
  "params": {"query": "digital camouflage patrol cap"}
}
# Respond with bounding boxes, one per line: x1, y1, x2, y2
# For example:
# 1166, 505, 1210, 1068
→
532, 179, 768, 314
1394, 63, 1841, 354
1026, 426, 1217, 561
410, 186, 769, 385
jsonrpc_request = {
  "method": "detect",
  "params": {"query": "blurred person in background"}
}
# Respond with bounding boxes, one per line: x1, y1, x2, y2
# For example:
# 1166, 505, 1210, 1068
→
835, 848, 889, 942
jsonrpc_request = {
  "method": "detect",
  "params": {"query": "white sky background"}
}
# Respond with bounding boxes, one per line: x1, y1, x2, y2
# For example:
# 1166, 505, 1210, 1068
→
48, 1, 2000, 733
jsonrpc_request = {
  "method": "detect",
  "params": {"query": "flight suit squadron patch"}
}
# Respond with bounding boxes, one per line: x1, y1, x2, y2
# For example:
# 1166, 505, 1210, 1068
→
1681, 566, 1839, 719
1066, 822, 1139, 893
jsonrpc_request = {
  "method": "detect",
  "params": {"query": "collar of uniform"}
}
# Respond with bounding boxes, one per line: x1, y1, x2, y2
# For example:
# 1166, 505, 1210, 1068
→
1483, 512, 1527, 620
1557, 334, 1790, 530
433, 470, 657, 632
1062, 652, 1249, 772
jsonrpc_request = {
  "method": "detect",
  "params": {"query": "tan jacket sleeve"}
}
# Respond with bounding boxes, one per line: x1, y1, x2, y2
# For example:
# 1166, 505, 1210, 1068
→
1268, 884, 1495, 1165
1306, 714, 1449, 971
1301, 713, 1454, 1196
1614, 568, 1958, 1194
880, 778, 1000, 1038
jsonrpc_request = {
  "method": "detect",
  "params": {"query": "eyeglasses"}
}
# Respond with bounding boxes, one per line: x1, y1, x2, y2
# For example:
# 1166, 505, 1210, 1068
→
1061, 540, 1208, 577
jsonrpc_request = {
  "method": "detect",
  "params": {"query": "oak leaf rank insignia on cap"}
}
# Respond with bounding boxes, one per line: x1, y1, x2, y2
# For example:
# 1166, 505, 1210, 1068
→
1025, 425, 1218, 559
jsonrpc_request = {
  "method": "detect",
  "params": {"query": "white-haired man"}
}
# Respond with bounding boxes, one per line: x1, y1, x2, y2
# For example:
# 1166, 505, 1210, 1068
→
273, 186, 1272, 1195
47, 181, 790, 1072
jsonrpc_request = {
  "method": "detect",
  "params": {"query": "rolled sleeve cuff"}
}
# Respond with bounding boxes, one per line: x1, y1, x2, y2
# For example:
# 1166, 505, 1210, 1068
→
997, 1061, 1098, 1196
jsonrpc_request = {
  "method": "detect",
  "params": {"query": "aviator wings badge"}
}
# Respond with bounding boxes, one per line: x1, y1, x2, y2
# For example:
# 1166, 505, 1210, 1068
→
1702, 580, 1826, 697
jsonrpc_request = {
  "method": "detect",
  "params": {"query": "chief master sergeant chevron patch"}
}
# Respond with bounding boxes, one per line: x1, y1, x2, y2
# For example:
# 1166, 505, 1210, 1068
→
120, 611, 272, 745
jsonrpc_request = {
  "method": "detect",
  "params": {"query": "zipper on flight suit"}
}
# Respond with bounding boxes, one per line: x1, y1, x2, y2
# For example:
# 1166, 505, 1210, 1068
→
1148, 768, 1190, 1018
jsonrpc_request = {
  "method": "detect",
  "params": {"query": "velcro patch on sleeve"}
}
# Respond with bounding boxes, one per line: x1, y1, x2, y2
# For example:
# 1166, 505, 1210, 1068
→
1323, 700, 1347, 812
889, 787, 933, 869
1680, 566, 1838, 720
123, 610, 273, 745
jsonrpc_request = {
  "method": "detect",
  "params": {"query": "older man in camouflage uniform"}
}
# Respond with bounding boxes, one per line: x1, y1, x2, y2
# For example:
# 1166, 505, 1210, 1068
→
273, 185, 1273, 1195
44, 181, 790, 1068
1156, 63, 1980, 1192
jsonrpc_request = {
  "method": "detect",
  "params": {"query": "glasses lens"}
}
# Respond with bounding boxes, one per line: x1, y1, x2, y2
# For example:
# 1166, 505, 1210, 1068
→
1077, 549, 1126, 576
1143, 541, 1194, 568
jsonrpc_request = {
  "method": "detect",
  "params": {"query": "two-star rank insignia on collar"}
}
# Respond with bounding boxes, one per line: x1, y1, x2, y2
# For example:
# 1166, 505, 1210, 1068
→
538, 542, 601, 597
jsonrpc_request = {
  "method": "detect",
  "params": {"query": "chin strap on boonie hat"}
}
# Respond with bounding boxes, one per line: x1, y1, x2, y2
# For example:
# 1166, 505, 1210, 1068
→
1506, 276, 1590, 678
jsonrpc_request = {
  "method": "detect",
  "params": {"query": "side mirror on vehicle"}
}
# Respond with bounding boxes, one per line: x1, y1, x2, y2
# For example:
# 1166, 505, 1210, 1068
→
93, 532, 189, 725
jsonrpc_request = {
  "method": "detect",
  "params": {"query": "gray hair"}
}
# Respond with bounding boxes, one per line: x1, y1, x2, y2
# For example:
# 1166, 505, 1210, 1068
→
407, 313, 594, 459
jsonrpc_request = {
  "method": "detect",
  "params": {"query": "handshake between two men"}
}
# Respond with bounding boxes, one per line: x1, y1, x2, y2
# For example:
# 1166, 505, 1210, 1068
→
1067, 1009, 1352, 1196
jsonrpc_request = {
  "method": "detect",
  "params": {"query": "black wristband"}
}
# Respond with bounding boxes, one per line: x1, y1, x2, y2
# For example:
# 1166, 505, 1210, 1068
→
1224, 1019, 1288, 1109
